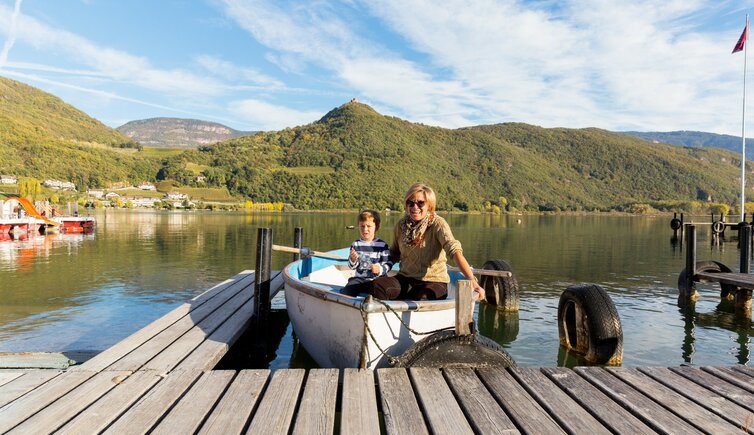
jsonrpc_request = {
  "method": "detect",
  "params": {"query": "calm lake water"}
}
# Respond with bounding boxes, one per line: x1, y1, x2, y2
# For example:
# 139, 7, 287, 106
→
1, 210, 751, 368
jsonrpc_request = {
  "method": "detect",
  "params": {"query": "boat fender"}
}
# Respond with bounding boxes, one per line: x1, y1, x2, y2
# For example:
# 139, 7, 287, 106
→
392, 330, 516, 368
557, 284, 623, 365
480, 259, 519, 311
712, 220, 725, 234
670, 218, 681, 231
678, 260, 736, 299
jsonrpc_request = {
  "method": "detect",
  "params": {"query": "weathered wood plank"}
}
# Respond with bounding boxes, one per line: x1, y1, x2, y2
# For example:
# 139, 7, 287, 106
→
341, 369, 380, 435
7, 370, 131, 434
541, 367, 654, 433
176, 273, 285, 372
608, 367, 741, 434
702, 366, 754, 394
696, 272, 754, 288
142, 287, 252, 372
443, 368, 519, 434
576, 367, 703, 434
108, 282, 251, 372
377, 368, 429, 435
478, 368, 565, 434
670, 366, 754, 412
76, 271, 254, 372
0, 371, 24, 388
0, 370, 61, 407
409, 367, 473, 435
152, 371, 235, 434
246, 369, 305, 435
0, 370, 95, 433
103, 370, 203, 435
292, 368, 339, 435
198, 370, 269, 435
56, 371, 163, 434
732, 365, 754, 379
639, 366, 754, 432
510, 367, 608, 434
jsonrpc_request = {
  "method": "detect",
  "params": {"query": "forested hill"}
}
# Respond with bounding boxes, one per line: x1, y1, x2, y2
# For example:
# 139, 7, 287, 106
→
163, 101, 746, 211
0, 73, 748, 210
622, 130, 754, 161
0, 76, 159, 188
117, 118, 254, 149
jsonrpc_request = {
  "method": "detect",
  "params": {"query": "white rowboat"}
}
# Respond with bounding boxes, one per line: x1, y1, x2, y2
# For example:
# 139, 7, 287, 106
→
282, 247, 465, 369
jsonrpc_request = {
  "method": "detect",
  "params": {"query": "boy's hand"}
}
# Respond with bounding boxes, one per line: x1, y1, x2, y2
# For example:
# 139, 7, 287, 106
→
349, 248, 357, 262
371, 264, 381, 274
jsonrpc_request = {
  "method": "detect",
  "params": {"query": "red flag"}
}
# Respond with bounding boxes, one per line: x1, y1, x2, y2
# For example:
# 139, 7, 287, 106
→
733, 24, 748, 53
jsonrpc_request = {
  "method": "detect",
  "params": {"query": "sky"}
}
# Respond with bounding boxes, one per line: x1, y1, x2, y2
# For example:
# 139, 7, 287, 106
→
0, 0, 754, 135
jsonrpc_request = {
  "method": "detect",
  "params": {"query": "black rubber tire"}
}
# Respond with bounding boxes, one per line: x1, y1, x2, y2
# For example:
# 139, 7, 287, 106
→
670, 218, 681, 231
678, 260, 736, 299
712, 220, 725, 234
557, 284, 623, 365
393, 330, 516, 368
481, 259, 519, 311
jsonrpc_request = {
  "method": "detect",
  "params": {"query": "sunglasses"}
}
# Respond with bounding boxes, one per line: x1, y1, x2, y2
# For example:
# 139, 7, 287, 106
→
406, 200, 426, 208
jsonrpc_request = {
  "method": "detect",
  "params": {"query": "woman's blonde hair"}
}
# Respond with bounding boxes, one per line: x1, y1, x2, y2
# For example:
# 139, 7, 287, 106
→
404, 183, 436, 213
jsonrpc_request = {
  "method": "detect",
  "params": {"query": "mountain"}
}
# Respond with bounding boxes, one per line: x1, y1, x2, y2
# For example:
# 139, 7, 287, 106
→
0, 76, 159, 188
621, 130, 754, 160
0, 75, 748, 211
117, 118, 254, 149
161, 101, 746, 211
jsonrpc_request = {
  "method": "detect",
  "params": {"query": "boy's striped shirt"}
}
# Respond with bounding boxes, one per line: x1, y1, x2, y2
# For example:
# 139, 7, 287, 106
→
348, 238, 393, 278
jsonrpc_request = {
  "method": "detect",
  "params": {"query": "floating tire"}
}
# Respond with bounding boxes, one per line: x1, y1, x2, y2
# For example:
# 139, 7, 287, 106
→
393, 330, 516, 368
670, 218, 681, 231
481, 259, 519, 311
712, 220, 725, 235
557, 284, 623, 365
678, 260, 736, 299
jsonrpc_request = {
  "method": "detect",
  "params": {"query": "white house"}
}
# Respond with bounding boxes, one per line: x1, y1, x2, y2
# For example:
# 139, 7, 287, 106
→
166, 192, 188, 200
87, 189, 105, 198
43, 179, 76, 191
138, 182, 156, 191
0, 175, 17, 184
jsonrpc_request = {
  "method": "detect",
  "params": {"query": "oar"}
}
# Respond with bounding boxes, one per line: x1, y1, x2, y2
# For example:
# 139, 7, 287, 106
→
448, 266, 512, 278
272, 244, 511, 277
271, 244, 348, 260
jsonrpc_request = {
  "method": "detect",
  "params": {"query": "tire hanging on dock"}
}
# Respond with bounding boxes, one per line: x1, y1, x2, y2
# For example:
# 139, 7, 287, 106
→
678, 260, 736, 299
557, 284, 623, 365
393, 330, 516, 369
481, 259, 519, 311
670, 217, 681, 231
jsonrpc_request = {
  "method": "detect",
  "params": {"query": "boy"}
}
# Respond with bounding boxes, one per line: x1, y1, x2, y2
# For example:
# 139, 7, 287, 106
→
342, 210, 393, 296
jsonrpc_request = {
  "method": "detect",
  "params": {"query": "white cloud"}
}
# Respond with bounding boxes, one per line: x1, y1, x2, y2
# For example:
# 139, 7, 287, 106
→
229, 98, 323, 130
220, 0, 754, 134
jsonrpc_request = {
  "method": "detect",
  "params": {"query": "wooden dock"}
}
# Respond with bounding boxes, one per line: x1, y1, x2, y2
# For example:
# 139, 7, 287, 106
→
2, 270, 754, 433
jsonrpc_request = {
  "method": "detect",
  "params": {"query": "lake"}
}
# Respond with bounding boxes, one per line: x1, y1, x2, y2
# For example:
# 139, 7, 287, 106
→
1, 210, 751, 368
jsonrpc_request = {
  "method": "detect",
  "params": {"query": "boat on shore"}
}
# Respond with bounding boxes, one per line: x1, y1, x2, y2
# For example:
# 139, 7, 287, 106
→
0, 197, 94, 237
282, 248, 460, 369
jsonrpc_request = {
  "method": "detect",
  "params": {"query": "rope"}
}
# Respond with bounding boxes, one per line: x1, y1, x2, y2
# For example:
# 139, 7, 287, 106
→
358, 296, 455, 367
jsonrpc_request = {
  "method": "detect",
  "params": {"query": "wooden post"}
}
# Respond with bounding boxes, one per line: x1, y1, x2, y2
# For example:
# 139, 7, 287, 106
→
682, 225, 698, 301
293, 227, 303, 262
456, 280, 475, 336
254, 228, 273, 324
741, 223, 751, 274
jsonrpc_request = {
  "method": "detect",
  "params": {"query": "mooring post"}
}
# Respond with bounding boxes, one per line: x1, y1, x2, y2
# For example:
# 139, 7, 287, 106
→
293, 227, 303, 262
682, 225, 697, 301
254, 228, 273, 324
741, 223, 751, 274
456, 280, 475, 336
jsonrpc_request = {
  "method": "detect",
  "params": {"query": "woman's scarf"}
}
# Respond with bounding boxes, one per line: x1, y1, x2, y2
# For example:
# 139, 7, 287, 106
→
400, 212, 435, 246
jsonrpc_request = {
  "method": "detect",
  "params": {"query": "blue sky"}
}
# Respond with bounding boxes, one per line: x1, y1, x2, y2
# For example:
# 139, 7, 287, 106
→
0, 0, 753, 135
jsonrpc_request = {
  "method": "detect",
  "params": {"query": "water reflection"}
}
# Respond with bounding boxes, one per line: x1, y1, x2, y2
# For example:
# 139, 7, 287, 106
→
678, 300, 752, 365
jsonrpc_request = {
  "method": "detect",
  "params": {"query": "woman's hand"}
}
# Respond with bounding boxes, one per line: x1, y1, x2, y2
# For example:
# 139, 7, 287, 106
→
472, 280, 486, 301
371, 264, 381, 275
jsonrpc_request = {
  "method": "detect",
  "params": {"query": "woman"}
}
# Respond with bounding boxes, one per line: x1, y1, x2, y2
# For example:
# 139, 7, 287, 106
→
371, 183, 485, 301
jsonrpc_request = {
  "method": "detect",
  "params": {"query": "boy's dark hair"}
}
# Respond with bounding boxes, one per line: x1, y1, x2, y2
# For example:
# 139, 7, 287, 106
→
358, 209, 380, 230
